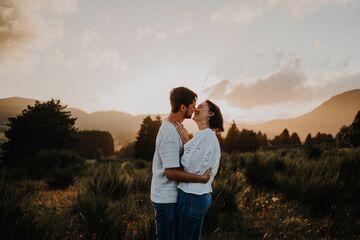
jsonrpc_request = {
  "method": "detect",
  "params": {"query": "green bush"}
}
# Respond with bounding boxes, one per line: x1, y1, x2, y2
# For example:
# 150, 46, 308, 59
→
32, 149, 84, 170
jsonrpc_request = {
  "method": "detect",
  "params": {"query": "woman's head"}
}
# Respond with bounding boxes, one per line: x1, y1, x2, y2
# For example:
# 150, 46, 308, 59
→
193, 100, 224, 132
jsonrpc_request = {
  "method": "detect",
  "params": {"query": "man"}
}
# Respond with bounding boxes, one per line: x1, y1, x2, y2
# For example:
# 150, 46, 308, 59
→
151, 87, 211, 240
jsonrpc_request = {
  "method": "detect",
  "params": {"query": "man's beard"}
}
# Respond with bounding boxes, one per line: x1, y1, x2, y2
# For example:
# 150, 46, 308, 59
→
184, 108, 192, 119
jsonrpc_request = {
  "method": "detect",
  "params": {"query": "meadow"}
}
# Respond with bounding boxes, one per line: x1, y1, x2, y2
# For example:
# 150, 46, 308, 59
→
1, 146, 359, 240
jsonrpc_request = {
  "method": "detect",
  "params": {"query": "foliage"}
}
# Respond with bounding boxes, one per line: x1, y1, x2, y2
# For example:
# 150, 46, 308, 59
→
0, 99, 77, 167
134, 115, 161, 160
71, 130, 114, 159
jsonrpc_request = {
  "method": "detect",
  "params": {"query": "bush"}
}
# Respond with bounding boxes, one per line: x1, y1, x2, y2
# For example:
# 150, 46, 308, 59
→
46, 167, 78, 189
29, 149, 84, 188
31, 149, 84, 170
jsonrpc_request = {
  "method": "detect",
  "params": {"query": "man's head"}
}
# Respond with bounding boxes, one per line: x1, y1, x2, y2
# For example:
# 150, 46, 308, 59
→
170, 87, 197, 119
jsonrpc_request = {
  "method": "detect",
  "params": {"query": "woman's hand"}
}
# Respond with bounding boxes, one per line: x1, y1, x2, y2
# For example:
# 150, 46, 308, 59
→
174, 121, 189, 144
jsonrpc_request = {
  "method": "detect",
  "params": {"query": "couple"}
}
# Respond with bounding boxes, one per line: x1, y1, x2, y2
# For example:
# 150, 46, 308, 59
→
150, 86, 224, 240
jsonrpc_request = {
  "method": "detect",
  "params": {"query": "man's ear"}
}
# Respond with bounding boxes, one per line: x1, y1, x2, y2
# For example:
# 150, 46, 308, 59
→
180, 104, 187, 112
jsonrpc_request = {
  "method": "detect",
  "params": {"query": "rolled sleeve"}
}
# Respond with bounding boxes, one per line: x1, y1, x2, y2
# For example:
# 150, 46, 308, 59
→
159, 140, 180, 169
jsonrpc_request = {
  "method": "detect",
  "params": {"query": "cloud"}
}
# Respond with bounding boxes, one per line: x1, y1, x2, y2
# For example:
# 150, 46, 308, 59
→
80, 29, 128, 71
210, 3, 263, 25
0, 0, 35, 57
314, 40, 323, 49
0, 0, 78, 73
205, 60, 360, 108
205, 79, 233, 99
265, 0, 359, 17
136, 18, 193, 40
210, 0, 359, 25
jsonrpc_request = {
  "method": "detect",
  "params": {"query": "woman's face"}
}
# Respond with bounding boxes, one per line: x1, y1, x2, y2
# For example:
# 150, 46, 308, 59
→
192, 101, 212, 123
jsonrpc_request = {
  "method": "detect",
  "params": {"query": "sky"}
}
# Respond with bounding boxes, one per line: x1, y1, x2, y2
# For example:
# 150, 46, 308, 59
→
1, 0, 360, 123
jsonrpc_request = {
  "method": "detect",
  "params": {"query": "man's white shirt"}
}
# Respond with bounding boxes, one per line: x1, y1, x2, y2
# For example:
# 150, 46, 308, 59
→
150, 120, 182, 203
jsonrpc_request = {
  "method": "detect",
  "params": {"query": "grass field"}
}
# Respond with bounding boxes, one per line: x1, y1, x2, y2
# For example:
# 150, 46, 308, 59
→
1, 147, 359, 239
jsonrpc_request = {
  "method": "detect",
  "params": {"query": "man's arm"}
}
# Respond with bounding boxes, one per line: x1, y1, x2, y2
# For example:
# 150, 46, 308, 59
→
164, 168, 211, 183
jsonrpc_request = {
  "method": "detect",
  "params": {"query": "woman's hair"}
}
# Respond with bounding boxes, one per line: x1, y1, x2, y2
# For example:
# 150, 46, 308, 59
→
170, 87, 197, 113
206, 100, 224, 133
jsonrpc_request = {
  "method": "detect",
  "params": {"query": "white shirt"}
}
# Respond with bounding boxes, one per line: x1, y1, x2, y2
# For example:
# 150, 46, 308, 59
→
177, 128, 221, 195
150, 120, 183, 203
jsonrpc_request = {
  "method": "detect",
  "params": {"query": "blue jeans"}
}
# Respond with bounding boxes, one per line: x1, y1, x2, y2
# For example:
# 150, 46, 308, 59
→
177, 189, 212, 240
152, 202, 177, 240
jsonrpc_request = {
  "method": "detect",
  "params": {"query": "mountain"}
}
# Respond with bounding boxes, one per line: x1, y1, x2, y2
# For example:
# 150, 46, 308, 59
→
0, 97, 200, 149
246, 89, 360, 140
1, 89, 359, 147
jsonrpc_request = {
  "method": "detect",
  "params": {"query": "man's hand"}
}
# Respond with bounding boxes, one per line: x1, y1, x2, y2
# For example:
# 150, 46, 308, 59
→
174, 122, 189, 144
200, 168, 212, 183
164, 168, 212, 183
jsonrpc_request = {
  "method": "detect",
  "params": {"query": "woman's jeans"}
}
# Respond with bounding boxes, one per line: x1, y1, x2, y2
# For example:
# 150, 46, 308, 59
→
152, 202, 177, 240
177, 189, 212, 240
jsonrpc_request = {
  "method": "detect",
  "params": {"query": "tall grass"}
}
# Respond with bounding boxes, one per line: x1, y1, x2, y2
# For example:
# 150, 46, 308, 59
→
0, 171, 68, 240
71, 162, 154, 239
1, 148, 359, 239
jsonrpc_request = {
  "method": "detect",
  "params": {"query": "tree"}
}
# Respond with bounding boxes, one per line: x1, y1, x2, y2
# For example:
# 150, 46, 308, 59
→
223, 121, 240, 153
336, 126, 350, 147
290, 132, 301, 145
304, 133, 313, 146
271, 129, 302, 146
271, 128, 290, 145
335, 111, 360, 148
238, 128, 259, 152
348, 110, 360, 147
71, 130, 114, 159
0, 99, 77, 167
256, 131, 268, 148
134, 115, 162, 160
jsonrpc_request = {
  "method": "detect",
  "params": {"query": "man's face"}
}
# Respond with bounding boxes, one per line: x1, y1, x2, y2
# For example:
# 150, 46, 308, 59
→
184, 100, 196, 119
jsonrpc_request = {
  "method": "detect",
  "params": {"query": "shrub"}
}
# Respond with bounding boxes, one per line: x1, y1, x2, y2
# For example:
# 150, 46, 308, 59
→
29, 149, 84, 188
46, 167, 77, 189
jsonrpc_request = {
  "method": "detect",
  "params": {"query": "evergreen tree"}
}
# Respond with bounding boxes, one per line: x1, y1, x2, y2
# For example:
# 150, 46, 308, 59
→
290, 132, 301, 145
256, 131, 268, 147
238, 128, 259, 152
348, 111, 360, 147
304, 133, 313, 146
223, 121, 240, 153
134, 116, 162, 160
336, 126, 351, 148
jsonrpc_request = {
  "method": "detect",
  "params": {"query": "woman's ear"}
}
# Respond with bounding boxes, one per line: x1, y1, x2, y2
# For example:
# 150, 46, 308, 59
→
209, 111, 215, 117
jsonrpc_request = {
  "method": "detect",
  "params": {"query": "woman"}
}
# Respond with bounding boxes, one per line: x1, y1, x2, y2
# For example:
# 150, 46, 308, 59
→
174, 100, 224, 240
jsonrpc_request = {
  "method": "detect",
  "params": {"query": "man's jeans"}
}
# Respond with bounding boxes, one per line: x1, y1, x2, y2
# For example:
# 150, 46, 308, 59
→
152, 202, 177, 240
177, 189, 212, 240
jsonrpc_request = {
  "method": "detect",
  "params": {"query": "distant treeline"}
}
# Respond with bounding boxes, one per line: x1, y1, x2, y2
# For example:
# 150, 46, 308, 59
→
120, 110, 360, 160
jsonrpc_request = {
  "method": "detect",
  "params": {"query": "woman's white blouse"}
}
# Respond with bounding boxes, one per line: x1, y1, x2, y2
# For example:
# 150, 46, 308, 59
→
177, 128, 221, 195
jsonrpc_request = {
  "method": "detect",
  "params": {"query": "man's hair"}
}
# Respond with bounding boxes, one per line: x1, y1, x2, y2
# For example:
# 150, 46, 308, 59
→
206, 100, 224, 132
170, 87, 197, 113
